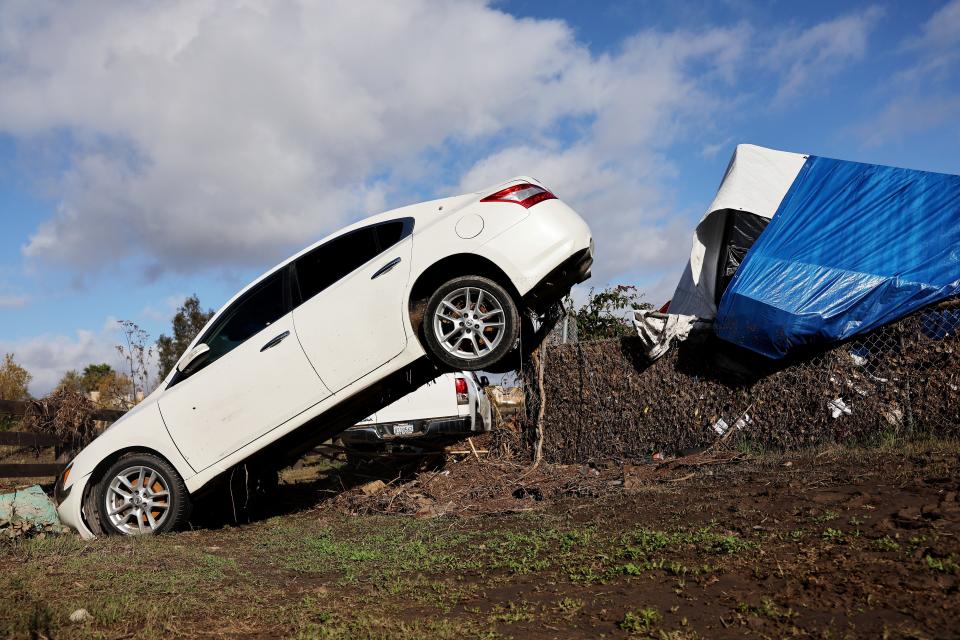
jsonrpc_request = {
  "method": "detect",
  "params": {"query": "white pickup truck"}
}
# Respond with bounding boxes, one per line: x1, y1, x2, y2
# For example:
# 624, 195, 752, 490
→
341, 371, 492, 452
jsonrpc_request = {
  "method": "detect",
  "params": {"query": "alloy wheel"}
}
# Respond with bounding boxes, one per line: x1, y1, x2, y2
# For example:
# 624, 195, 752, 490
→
104, 465, 171, 535
432, 286, 506, 360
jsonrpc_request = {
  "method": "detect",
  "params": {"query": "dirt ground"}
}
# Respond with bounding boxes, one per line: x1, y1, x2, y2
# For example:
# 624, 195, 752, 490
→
2, 440, 959, 639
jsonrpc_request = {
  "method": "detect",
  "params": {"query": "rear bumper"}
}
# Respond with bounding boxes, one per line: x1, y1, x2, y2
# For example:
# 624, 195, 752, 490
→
523, 244, 593, 312
480, 197, 593, 300
341, 416, 473, 444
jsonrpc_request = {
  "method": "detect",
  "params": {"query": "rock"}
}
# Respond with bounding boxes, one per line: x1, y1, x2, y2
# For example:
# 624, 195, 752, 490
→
0, 486, 61, 528
69, 608, 91, 623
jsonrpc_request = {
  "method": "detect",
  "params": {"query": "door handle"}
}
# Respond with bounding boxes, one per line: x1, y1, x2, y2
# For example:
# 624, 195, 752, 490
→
260, 330, 290, 352
371, 256, 401, 280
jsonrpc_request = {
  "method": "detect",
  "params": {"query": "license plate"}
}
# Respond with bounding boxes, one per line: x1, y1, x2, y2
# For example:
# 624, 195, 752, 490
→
393, 423, 414, 436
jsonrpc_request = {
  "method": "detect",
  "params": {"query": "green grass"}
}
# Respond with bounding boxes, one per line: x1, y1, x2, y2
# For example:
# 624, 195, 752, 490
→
3, 437, 958, 639
736, 598, 796, 621
821, 527, 845, 543
619, 607, 661, 633
924, 554, 959, 574
872, 535, 900, 552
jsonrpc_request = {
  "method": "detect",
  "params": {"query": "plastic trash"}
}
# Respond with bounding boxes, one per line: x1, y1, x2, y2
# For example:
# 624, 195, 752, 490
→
828, 398, 852, 419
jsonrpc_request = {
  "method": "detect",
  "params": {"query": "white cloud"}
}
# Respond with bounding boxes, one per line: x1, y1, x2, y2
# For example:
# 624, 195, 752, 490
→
767, 7, 883, 103
458, 26, 746, 282
140, 294, 188, 324
1, 0, 595, 275
857, 94, 960, 148
0, 1, 751, 286
0, 1, 886, 293
700, 138, 733, 160
912, 0, 960, 51
856, 2, 960, 147
0, 325, 125, 396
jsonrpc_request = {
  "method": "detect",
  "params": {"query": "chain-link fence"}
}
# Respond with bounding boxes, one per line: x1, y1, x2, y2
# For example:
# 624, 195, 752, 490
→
523, 299, 960, 464
544, 308, 579, 346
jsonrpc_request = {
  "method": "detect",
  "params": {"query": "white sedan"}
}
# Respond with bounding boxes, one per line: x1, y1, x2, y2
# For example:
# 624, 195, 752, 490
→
55, 177, 592, 537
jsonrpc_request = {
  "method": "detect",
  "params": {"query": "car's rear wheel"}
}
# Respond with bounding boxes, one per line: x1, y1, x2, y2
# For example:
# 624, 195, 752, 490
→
96, 453, 190, 536
423, 276, 519, 370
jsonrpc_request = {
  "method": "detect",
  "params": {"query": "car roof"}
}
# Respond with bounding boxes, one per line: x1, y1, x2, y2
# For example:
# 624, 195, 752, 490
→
164, 176, 540, 384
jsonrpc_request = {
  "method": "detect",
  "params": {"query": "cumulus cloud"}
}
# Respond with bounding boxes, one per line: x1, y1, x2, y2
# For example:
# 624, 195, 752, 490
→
0, 1, 885, 291
457, 26, 747, 281
0, 325, 127, 396
0, 1, 754, 287
1, 0, 595, 275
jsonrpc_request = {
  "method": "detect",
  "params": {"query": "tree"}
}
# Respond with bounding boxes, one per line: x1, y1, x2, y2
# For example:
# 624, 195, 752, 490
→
95, 370, 136, 410
157, 295, 215, 379
0, 353, 32, 401
56, 364, 116, 396
55, 370, 85, 394
81, 363, 114, 392
571, 285, 652, 341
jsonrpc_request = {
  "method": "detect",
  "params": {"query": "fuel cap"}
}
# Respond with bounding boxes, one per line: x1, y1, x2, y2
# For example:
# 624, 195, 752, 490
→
455, 213, 484, 239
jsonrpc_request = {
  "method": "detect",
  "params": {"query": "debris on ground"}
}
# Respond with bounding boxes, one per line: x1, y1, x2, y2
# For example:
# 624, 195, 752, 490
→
358, 480, 386, 496
0, 485, 71, 540
19, 389, 102, 450
325, 457, 618, 517
324, 442, 744, 518
68, 609, 91, 623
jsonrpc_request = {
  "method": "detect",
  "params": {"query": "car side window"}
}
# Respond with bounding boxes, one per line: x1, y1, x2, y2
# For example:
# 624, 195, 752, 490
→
292, 218, 414, 305
174, 273, 287, 385
295, 227, 379, 303
375, 220, 406, 251
206, 273, 287, 362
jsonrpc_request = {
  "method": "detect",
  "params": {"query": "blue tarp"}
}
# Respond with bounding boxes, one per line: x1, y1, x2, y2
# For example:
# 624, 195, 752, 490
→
714, 155, 960, 359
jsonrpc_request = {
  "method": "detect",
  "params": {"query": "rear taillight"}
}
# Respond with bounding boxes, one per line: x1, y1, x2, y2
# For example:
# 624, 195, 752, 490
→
455, 377, 469, 405
480, 182, 557, 208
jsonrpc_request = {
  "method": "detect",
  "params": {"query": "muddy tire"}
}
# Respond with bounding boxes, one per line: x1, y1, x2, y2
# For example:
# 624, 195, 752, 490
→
422, 276, 520, 371
95, 452, 190, 536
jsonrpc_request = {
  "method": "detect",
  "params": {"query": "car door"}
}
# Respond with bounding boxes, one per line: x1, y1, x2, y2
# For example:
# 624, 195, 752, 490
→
158, 269, 332, 472
292, 219, 414, 393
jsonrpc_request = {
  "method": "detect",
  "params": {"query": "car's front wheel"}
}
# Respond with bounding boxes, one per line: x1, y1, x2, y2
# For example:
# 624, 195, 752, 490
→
96, 452, 190, 536
423, 275, 519, 370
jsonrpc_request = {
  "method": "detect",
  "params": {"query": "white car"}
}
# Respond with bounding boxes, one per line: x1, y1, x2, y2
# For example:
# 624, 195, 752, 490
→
341, 371, 492, 456
55, 177, 592, 537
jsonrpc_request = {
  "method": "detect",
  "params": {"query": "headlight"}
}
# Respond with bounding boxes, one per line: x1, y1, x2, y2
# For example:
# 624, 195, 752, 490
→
60, 463, 73, 488
54, 463, 74, 504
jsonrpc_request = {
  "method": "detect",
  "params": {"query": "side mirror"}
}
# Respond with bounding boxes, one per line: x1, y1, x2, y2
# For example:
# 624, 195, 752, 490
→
177, 343, 210, 374
480, 376, 490, 388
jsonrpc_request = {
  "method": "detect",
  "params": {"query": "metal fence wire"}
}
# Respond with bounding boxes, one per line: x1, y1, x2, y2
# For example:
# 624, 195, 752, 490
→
524, 298, 960, 464
544, 309, 579, 346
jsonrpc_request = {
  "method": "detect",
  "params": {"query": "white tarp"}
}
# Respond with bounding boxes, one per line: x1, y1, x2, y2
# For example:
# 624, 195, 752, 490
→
632, 310, 698, 361
669, 144, 808, 319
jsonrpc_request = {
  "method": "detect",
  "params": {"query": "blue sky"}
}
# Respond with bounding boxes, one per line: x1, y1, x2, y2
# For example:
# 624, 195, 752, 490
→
0, 0, 958, 394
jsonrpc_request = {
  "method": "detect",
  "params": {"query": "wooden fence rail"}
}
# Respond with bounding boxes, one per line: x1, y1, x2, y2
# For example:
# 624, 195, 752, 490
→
0, 399, 126, 480
0, 399, 126, 423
